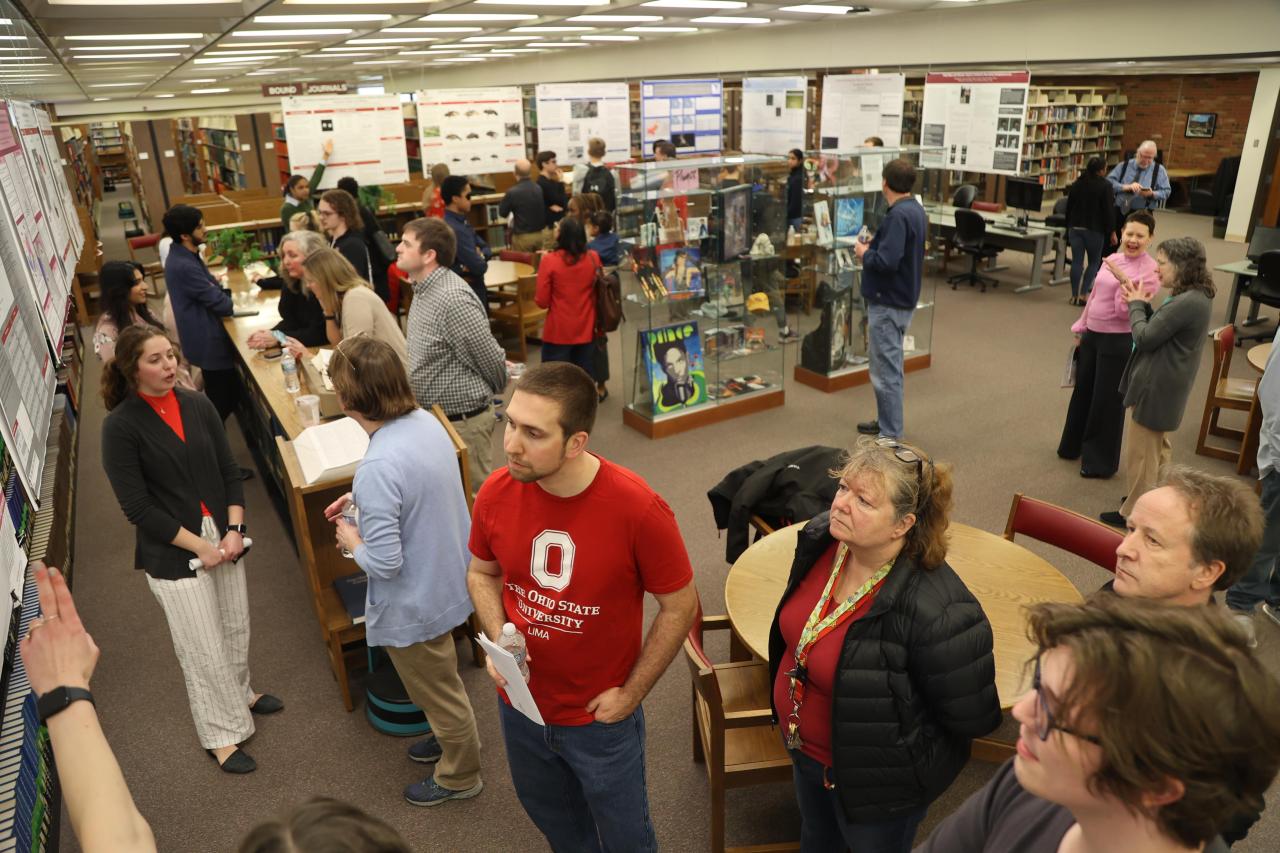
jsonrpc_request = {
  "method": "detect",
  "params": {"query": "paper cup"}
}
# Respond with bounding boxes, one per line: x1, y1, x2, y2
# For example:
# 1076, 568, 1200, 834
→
296, 394, 321, 428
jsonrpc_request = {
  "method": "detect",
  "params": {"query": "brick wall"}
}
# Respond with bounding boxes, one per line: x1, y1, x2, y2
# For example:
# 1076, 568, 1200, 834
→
1036, 72, 1259, 172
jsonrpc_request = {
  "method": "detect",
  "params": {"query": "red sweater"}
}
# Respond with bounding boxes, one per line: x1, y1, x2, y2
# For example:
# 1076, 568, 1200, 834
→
536, 249, 600, 345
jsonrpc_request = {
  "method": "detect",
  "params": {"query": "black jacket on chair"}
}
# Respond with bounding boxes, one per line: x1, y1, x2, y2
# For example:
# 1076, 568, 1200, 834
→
768, 512, 1002, 823
102, 388, 244, 581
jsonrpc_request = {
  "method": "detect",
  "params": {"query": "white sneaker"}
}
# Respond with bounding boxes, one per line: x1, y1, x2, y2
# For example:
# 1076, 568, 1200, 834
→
1232, 611, 1258, 648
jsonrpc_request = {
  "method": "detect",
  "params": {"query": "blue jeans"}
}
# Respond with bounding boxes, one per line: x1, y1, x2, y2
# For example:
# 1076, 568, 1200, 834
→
790, 750, 926, 853
542, 342, 596, 377
867, 301, 915, 438
498, 701, 656, 853
1068, 228, 1105, 299
1227, 469, 1280, 612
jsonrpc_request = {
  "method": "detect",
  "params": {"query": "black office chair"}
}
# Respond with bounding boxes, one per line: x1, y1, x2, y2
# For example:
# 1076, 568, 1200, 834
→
1045, 196, 1069, 228
949, 209, 1002, 292
952, 184, 978, 209
1238, 250, 1280, 345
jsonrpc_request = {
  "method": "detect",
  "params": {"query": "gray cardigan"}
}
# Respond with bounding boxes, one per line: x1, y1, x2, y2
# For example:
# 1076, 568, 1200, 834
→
1119, 290, 1213, 431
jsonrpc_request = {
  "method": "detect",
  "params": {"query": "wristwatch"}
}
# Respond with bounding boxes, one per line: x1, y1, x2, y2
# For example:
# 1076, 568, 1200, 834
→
225, 523, 248, 535
37, 686, 94, 722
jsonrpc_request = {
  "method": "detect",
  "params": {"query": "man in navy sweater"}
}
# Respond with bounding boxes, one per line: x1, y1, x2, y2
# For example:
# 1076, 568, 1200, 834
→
853, 158, 927, 439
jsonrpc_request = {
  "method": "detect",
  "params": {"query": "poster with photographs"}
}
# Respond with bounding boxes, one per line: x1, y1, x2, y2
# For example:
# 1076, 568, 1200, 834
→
415, 87, 525, 176
535, 82, 631, 166
642, 78, 723, 155
741, 76, 808, 155
640, 321, 709, 414
719, 184, 751, 261
819, 73, 906, 151
659, 246, 704, 297
920, 71, 1030, 175
835, 197, 865, 240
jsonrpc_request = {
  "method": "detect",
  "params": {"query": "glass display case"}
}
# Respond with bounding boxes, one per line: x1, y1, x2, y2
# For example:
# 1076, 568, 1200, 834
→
614, 154, 794, 438
790, 145, 945, 392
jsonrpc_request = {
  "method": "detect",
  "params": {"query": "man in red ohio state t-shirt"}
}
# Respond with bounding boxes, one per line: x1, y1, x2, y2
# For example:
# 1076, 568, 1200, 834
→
468, 362, 697, 853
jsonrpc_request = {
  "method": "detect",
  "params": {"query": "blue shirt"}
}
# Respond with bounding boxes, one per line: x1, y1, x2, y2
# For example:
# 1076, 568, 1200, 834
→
1107, 159, 1171, 211
352, 409, 474, 647
860, 197, 927, 310
445, 208, 490, 279
164, 243, 235, 370
587, 232, 621, 266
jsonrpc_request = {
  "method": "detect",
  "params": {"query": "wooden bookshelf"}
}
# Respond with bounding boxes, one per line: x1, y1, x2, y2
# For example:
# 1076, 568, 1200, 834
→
1021, 86, 1125, 198
270, 112, 290, 188
89, 121, 128, 187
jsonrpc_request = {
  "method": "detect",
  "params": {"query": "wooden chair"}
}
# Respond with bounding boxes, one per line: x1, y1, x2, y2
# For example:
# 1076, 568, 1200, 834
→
490, 273, 546, 362
684, 603, 794, 853
127, 232, 165, 296
1196, 324, 1258, 463
1004, 493, 1122, 573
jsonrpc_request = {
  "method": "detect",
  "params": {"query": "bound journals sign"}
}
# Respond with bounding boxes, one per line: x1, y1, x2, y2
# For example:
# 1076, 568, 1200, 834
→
262, 81, 349, 97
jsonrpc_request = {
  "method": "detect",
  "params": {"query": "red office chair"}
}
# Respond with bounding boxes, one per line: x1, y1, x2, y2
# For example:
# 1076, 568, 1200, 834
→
127, 232, 165, 296
498, 249, 536, 267
1004, 492, 1122, 573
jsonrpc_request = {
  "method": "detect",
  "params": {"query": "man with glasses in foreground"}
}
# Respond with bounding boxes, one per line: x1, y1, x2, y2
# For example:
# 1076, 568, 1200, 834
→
919, 594, 1280, 852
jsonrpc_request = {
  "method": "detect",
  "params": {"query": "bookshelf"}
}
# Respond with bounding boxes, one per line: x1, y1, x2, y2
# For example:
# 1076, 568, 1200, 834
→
901, 85, 923, 146
89, 121, 127, 187
270, 113, 291, 189
1021, 86, 1125, 198
57, 125, 99, 209
402, 102, 421, 180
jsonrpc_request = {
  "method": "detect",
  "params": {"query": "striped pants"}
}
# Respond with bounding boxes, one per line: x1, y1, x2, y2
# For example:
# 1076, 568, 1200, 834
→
146, 516, 255, 750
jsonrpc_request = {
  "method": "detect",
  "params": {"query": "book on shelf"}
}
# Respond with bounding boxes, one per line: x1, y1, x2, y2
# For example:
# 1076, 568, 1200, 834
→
333, 572, 367, 624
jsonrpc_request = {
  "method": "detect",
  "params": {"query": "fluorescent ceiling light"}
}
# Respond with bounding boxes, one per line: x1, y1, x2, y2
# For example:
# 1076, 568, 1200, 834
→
0, 56, 49, 62
204, 49, 297, 55
191, 88, 230, 93
352, 60, 410, 65
209, 41, 309, 47
780, 4, 852, 11
254, 15, 389, 23
625, 25, 698, 31
92, 98, 111, 102
510, 26, 594, 32
461, 35, 543, 41
400, 49, 464, 55
0, 47, 41, 52
475, 0, 601, 4
570, 15, 664, 21
497, 48, 546, 52
231, 29, 352, 37
183, 77, 218, 82
88, 82, 143, 87
420, 13, 537, 21
581, 35, 640, 40
320, 46, 401, 52
436, 57, 487, 62
0, 62, 53, 67
68, 44, 189, 51
691, 15, 772, 22
63, 33, 201, 40
301, 53, 374, 58
347, 38, 437, 44
383, 27, 483, 33
0, 36, 25, 42
194, 57, 271, 64
155, 93, 176, 98
73, 53, 181, 59
535, 42, 592, 47
643, 0, 745, 7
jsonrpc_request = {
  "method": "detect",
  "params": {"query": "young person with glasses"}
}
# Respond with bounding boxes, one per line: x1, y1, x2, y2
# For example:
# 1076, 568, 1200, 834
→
767, 436, 1000, 852
918, 594, 1280, 852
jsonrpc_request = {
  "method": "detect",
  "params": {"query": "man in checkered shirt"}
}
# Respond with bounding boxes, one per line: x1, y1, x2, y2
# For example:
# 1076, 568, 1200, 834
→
397, 217, 508, 496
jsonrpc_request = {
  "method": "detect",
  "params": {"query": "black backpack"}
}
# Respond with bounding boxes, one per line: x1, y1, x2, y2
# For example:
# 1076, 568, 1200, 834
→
582, 163, 617, 212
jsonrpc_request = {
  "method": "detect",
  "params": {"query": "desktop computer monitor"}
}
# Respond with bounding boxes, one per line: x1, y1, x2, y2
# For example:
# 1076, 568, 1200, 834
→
1004, 178, 1044, 231
1247, 225, 1280, 265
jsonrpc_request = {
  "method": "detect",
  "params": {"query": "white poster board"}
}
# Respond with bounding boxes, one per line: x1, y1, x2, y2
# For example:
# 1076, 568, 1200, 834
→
534, 83, 630, 166
416, 87, 525, 177
35, 108, 84, 256
281, 94, 409, 188
741, 76, 808, 155
11, 102, 73, 319
641, 78, 722, 156
819, 74, 905, 151
921, 71, 1030, 175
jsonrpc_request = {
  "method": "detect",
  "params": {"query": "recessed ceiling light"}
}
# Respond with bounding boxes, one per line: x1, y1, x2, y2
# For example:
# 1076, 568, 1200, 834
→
780, 4, 853, 12
475, 0, 602, 4
194, 57, 272, 64
400, 49, 464, 55
347, 38, 437, 44
0, 56, 49, 62
436, 57, 488, 62
0, 47, 41, 52
497, 48, 546, 53
510, 26, 594, 32
73, 53, 181, 59
231, 29, 352, 37
183, 78, 218, 82
191, 87, 231, 94
625, 26, 699, 31
383, 27, 483, 33
92, 97, 111, 102
581, 35, 640, 41
63, 33, 201, 40
461, 36, 543, 42
691, 15, 772, 23
569, 15, 664, 22
321, 46, 402, 52
301, 53, 374, 58
88, 82, 143, 87
0, 36, 26, 42
352, 59, 410, 65
254, 15, 390, 23
204, 49, 297, 55
67, 44, 189, 51
154, 93, 175, 98
210, 41, 310, 47
643, 0, 746, 7
535, 42, 592, 47
420, 13, 538, 21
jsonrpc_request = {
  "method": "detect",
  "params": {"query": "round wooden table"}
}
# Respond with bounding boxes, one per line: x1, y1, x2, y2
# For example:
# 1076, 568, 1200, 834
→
484, 259, 535, 290
724, 521, 1084, 708
1247, 342, 1272, 373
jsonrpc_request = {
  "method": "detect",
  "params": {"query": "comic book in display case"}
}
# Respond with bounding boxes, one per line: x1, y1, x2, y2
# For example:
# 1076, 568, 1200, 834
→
615, 154, 793, 438
792, 146, 945, 392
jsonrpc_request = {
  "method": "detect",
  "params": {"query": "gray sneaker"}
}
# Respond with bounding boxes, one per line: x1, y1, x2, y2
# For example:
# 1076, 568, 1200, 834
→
1231, 611, 1258, 648
408, 735, 442, 765
1263, 602, 1280, 628
404, 778, 483, 807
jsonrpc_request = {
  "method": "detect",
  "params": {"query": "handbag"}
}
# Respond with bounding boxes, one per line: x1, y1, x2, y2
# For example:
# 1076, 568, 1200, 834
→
593, 258, 622, 335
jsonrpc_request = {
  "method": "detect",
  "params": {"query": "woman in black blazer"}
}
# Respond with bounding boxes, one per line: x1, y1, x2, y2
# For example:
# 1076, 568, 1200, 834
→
101, 325, 281, 775
1064, 157, 1116, 305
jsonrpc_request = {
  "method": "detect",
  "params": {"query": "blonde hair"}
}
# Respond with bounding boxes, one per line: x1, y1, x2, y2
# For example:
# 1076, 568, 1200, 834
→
289, 210, 320, 233
278, 230, 329, 294
301, 247, 369, 324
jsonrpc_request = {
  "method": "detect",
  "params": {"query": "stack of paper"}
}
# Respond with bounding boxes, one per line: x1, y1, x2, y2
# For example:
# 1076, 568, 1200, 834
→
293, 416, 369, 485
310, 349, 335, 392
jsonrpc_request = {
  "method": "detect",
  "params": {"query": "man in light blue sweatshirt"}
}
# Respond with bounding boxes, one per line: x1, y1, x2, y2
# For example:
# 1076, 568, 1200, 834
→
325, 336, 483, 808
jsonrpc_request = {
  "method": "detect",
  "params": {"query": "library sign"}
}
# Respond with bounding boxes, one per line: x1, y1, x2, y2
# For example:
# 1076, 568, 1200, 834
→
262, 81, 350, 98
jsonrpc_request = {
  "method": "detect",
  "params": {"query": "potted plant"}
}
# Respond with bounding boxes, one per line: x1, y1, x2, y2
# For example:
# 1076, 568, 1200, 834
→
206, 227, 265, 269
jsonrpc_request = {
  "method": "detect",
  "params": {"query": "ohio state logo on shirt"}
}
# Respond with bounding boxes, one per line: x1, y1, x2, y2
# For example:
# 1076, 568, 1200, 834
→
531, 530, 575, 591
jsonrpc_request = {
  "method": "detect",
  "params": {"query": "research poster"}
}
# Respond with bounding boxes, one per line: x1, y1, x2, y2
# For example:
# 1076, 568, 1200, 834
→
281, 94, 409, 188
12, 101, 74, 302
535, 83, 630, 165
740, 76, 808, 155
920, 71, 1030, 175
641, 78, 722, 155
818, 73, 905, 151
416, 87, 525, 177
35, 107, 84, 256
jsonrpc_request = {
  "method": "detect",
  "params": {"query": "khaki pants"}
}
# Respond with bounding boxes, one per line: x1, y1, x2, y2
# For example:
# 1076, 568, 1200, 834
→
510, 229, 550, 253
386, 634, 483, 791
452, 408, 496, 497
1120, 413, 1172, 517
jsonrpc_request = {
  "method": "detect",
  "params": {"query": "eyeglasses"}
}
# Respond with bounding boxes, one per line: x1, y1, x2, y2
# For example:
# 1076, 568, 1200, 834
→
1032, 656, 1102, 745
317, 209, 336, 218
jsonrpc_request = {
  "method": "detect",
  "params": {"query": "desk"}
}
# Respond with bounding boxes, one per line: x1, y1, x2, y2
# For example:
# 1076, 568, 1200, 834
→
484, 259, 534, 289
927, 204, 1067, 293
723, 521, 1083, 709
1248, 342, 1272, 373
1215, 259, 1263, 328
1165, 168, 1215, 208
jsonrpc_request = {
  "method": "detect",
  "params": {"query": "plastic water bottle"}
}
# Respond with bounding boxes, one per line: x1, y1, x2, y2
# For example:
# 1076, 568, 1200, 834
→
500, 622, 530, 681
281, 350, 300, 393
339, 503, 358, 558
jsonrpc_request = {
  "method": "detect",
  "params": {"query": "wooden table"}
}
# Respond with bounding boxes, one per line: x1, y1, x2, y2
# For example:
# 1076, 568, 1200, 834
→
484, 259, 534, 290
1248, 342, 1272, 373
723, 521, 1083, 709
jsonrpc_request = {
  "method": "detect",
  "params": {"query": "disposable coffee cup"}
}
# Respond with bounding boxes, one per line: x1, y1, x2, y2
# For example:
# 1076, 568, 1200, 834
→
296, 394, 321, 428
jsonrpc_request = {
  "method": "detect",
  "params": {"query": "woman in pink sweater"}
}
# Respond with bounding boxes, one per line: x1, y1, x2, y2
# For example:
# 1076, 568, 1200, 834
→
1057, 211, 1159, 478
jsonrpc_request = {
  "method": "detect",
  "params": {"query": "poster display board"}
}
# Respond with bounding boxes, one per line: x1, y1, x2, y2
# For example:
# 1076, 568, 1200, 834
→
741, 76, 808, 155
0, 102, 68, 350
641, 79, 722, 156
534, 83, 630, 165
818, 74, 905, 151
415, 87, 525, 177
281, 94, 409, 188
12, 102, 74, 308
35, 108, 84, 257
920, 71, 1030, 175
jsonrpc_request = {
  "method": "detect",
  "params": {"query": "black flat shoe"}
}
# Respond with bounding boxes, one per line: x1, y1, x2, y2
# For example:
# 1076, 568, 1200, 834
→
1099, 511, 1126, 529
250, 694, 284, 715
597, 388, 609, 403
207, 747, 257, 774
856, 419, 880, 435
1079, 468, 1114, 479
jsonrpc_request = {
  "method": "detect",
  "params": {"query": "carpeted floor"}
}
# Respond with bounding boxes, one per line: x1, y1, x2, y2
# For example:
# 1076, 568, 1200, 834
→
66, 201, 1279, 852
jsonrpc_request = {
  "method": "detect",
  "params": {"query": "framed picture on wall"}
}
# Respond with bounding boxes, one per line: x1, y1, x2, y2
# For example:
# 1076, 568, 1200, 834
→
1185, 113, 1217, 139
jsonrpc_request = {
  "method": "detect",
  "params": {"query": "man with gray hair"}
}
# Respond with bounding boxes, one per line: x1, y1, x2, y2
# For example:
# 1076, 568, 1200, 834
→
500, 158, 549, 252
1107, 140, 1170, 216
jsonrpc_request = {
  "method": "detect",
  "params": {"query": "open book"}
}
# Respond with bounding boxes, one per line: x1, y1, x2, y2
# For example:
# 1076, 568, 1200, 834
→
293, 416, 369, 485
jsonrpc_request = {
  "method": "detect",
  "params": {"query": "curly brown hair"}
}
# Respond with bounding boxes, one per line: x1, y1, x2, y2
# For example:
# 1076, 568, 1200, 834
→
100, 325, 174, 410
1157, 236, 1216, 299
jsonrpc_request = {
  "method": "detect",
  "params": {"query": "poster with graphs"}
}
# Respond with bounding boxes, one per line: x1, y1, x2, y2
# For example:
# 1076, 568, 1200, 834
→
535, 82, 631, 166
819, 73, 905, 151
921, 71, 1030, 175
